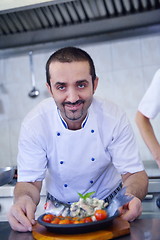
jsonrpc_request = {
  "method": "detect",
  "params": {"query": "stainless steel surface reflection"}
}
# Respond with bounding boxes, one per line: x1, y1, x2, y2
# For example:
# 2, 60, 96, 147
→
0, 222, 34, 240
0, 167, 15, 186
141, 161, 160, 218
1, 218, 160, 240
9, 230, 34, 240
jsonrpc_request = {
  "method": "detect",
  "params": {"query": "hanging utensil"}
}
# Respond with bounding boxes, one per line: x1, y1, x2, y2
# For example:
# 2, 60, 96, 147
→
28, 51, 40, 98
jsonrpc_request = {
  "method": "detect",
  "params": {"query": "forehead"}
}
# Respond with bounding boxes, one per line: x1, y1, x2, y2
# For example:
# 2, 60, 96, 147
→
49, 61, 90, 79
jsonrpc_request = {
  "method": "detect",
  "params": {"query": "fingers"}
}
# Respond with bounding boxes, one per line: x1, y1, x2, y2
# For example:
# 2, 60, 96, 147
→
25, 201, 36, 225
8, 213, 32, 232
8, 198, 36, 232
119, 197, 142, 222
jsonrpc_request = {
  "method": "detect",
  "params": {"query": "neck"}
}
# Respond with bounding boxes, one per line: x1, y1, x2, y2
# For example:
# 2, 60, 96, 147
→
65, 115, 87, 130
58, 109, 87, 130
67, 121, 82, 130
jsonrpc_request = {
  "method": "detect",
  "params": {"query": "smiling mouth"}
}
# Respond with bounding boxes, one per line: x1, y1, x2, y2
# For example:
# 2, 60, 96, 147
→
63, 100, 84, 111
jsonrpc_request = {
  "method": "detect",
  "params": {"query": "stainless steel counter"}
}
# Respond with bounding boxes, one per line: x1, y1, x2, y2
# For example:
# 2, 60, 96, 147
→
1, 218, 160, 240
0, 182, 46, 221
143, 160, 160, 178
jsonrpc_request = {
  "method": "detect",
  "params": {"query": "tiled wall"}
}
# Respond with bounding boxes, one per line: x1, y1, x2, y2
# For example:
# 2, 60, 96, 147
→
0, 32, 160, 167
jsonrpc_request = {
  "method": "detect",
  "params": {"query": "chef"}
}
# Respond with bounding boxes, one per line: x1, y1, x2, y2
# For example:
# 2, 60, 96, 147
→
8, 46, 148, 232
136, 69, 160, 168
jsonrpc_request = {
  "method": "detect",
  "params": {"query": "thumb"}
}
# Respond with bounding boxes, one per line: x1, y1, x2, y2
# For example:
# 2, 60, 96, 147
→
118, 203, 128, 216
25, 201, 37, 225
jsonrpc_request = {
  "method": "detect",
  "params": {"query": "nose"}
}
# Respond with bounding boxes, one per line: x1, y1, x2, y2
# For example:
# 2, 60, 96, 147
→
66, 87, 79, 103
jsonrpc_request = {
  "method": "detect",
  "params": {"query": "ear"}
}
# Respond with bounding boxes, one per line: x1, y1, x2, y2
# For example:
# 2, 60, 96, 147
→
93, 77, 99, 94
46, 82, 53, 96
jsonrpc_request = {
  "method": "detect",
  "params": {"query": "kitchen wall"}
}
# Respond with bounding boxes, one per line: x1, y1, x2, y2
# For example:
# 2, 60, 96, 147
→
0, 32, 160, 167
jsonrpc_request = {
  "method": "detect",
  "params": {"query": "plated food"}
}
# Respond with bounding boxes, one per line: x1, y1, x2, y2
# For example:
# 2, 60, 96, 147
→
37, 211, 119, 234
42, 209, 108, 224
37, 192, 119, 234
43, 192, 108, 223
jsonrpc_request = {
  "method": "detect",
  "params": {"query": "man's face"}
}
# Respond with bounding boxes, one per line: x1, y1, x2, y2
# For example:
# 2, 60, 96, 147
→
47, 61, 98, 129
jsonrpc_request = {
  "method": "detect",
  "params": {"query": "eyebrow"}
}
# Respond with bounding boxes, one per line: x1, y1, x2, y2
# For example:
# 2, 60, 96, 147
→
77, 79, 88, 83
54, 82, 66, 86
76, 80, 89, 84
54, 80, 89, 86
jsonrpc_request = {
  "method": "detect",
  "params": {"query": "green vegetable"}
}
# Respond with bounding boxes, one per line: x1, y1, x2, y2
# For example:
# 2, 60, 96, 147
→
78, 191, 95, 200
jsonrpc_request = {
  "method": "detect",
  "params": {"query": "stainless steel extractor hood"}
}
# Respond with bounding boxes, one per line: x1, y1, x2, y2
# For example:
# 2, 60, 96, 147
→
0, 0, 160, 50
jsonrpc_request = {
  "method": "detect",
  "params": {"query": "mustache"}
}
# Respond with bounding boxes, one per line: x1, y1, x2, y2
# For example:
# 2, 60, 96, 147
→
62, 100, 84, 106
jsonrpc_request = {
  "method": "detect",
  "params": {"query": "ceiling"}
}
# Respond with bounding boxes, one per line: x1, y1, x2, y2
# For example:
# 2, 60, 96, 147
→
0, 0, 160, 50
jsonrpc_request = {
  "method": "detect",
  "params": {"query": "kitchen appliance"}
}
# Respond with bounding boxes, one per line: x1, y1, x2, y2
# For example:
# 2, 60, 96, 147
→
0, 180, 46, 221
0, 167, 16, 217
141, 161, 160, 218
0, 167, 16, 186
1, 0, 160, 50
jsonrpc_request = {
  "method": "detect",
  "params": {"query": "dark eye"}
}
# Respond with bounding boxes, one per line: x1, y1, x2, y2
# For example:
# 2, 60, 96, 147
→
57, 85, 65, 90
78, 83, 85, 88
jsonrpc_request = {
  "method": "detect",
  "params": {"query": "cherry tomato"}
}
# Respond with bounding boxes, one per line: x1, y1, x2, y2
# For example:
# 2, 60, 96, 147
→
83, 217, 93, 223
73, 218, 85, 224
43, 214, 54, 223
51, 217, 60, 224
70, 217, 78, 224
71, 217, 79, 221
59, 219, 71, 224
94, 209, 108, 221
65, 216, 72, 220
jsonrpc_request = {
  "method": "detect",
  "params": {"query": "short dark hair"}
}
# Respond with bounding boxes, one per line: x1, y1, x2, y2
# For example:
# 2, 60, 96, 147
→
46, 46, 96, 87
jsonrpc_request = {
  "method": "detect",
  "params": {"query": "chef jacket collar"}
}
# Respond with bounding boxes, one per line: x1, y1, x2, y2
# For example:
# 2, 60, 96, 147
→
57, 108, 88, 129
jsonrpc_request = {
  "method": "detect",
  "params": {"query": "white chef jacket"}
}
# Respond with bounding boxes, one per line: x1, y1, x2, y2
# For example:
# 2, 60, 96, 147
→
17, 97, 144, 203
138, 69, 160, 119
